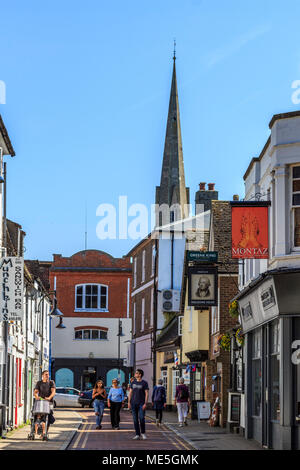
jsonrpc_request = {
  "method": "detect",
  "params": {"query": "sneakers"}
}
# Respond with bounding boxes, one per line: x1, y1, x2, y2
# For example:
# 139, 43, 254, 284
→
184, 419, 188, 426
155, 419, 159, 427
96, 425, 102, 430
132, 435, 140, 440
141, 434, 147, 440
179, 423, 183, 427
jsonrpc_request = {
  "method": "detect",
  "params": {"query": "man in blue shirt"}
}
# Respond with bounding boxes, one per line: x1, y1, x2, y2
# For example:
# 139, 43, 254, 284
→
108, 379, 125, 429
128, 369, 149, 440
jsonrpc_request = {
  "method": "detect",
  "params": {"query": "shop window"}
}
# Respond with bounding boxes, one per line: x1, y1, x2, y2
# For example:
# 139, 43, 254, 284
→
270, 321, 280, 421
75, 284, 108, 311
252, 330, 262, 417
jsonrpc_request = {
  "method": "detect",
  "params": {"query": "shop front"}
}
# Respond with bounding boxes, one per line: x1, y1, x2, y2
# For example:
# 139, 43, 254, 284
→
236, 268, 300, 449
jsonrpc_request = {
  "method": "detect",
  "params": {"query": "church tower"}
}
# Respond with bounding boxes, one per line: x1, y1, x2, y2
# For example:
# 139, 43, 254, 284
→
155, 52, 190, 226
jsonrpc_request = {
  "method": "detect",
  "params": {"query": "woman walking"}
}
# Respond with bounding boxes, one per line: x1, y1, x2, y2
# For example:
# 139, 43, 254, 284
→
152, 378, 166, 426
107, 379, 125, 429
92, 380, 107, 430
174, 378, 190, 427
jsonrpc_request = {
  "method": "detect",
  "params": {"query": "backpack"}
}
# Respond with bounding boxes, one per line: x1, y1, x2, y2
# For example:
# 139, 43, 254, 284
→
153, 386, 165, 402
178, 386, 189, 400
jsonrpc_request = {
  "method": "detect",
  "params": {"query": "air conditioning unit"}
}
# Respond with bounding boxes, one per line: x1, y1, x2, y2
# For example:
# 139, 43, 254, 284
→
158, 289, 180, 312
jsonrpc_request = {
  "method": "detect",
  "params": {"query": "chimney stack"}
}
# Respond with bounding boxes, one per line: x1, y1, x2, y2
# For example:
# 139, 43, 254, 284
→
233, 194, 239, 201
195, 183, 218, 214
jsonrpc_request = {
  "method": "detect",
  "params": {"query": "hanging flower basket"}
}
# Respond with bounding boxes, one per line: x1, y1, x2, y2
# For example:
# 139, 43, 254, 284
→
235, 328, 245, 347
218, 333, 231, 351
229, 300, 239, 319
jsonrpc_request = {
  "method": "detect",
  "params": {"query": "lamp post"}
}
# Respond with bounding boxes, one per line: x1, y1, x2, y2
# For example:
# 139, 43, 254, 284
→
117, 320, 124, 382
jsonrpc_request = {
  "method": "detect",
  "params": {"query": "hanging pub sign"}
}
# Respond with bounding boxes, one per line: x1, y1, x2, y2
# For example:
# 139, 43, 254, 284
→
188, 265, 218, 307
231, 201, 270, 259
0, 257, 24, 322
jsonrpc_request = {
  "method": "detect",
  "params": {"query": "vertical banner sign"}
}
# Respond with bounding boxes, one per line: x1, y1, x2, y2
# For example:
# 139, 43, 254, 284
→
231, 204, 269, 259
0, 257, 24, 322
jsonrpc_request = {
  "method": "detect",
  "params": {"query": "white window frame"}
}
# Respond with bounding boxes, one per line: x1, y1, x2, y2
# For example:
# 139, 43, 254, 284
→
172, 369, 180, 399
133, 257, 137, 287
142, 250, 146, 283
141, 298, 145, 332
161, 370, 168, 393
291, 165, 300, 251
178, 316, 183, 336
151, 245, 156, 277
150, 288, 154, 327
133, 302, 136, 335
75, 283, 108, 312
74, 328, 108, 341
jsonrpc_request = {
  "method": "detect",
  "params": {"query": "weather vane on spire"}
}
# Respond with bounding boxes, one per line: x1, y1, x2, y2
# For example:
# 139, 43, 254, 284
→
173, 39, 176, 61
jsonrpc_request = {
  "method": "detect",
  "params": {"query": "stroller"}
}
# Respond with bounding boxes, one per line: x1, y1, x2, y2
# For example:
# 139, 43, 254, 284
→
27, 398, 52, 441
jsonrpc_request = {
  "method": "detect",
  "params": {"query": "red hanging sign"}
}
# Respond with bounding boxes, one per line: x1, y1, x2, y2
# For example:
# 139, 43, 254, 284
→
231, 203, 269, 259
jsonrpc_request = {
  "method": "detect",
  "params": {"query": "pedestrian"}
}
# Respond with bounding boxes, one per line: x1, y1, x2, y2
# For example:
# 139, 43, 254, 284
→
92, 379, 107, 430
128, 369, 149, 440
152, 378, 166, 427
107, 378, 125, 429
34, 370, 56, 434
174, 378, 190, 427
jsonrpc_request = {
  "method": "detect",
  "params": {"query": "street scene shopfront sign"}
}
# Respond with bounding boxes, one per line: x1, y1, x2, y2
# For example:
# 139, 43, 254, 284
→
187, 251, 218, 263
0, 257, 24, 322
188, 265, 218, 307
231, 201, 270, 259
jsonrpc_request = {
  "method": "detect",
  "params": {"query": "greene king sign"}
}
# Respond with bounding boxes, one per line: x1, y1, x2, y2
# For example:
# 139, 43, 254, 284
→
0, 257, 24, 322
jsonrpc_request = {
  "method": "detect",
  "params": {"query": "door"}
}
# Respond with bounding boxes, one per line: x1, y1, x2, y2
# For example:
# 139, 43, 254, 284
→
292, 318, 300, 449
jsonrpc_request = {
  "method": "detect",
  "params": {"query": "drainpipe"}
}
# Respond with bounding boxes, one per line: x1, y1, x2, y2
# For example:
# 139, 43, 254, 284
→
152, 237, 158, 390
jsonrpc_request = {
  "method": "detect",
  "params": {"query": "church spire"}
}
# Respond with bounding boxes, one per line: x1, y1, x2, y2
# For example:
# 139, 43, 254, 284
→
155, 52, 190, 226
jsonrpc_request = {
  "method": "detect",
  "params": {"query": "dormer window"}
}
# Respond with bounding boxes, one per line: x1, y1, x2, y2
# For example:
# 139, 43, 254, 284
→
75, 284, 108, 311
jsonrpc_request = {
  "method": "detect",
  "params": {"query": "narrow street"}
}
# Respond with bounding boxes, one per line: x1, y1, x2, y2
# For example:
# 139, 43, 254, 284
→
67, 408, 193, 451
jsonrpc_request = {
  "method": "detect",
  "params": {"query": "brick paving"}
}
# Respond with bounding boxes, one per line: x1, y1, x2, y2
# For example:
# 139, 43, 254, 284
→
146, 409, 262, 451
0, 408, 82, 450
67, 408, 193, 450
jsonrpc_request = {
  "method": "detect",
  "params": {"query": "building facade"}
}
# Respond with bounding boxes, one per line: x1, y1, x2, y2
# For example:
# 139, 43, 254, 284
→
50, 250, 132, 390
235, 110, 300, 449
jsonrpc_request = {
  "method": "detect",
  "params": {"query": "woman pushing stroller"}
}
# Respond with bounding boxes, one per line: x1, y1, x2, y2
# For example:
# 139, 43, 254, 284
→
33, 370, 56, 439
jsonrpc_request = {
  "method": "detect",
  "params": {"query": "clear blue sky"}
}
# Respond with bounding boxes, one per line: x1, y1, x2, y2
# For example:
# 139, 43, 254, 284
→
1, 0, 300, 260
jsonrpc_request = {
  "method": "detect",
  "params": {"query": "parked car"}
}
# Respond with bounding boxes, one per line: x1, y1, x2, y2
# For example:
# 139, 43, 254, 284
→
53, 387, 81, 407
78, 387, 111, 408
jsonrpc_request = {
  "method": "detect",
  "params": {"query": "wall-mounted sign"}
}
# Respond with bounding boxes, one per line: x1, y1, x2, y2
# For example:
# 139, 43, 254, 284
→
241, 301, 253, 321
188, 266, 218, 307
0, 257, 24, 322
187, 251, 218, 263
260, 285, 276, 311
231, 203, 270, 259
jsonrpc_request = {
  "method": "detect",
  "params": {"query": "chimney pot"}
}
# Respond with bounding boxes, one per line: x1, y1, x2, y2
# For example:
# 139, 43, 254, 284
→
199, 182, 206, 190
208, 183, 215, 191
233, 194, 239, 201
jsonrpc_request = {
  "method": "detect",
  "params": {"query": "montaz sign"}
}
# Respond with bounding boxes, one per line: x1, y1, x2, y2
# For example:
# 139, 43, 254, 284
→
0, 257, 24, 322
231, 201, 271, 259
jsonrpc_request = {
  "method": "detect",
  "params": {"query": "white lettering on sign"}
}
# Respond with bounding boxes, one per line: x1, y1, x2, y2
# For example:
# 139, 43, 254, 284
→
0, 257, 24, 322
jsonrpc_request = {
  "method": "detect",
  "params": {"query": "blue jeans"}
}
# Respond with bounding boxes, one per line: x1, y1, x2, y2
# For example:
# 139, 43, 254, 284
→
93, 399, 105, 426
131, 404, 145, 436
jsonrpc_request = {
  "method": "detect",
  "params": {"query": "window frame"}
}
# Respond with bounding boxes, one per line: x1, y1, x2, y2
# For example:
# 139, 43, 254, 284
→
291, 165, 300, 251
74, 283, 108, 312
74, 328, 108, 341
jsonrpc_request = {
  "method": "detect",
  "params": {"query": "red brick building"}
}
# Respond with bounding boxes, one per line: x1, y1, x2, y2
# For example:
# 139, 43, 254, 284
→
49, 250, 132, 390
206, 201, 239, 427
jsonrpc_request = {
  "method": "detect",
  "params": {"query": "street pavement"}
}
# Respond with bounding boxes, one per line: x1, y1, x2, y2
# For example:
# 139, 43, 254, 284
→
0, 408, 82, 450
67, 408, 193, 450
146, 409, 262, 451
0, 406, 262, 451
